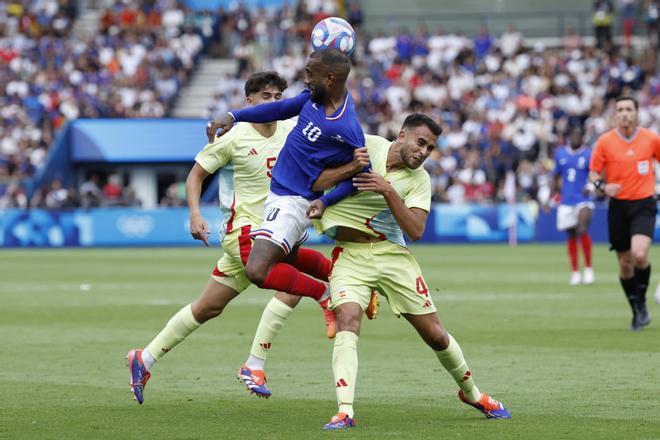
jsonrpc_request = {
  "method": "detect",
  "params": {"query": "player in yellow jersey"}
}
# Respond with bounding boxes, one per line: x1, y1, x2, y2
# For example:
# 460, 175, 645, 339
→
307, 114, 511, 429
125, 72, 373, 404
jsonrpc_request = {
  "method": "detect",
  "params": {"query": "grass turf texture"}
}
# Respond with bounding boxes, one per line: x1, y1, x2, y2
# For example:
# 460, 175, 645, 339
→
1, 245, 659, 439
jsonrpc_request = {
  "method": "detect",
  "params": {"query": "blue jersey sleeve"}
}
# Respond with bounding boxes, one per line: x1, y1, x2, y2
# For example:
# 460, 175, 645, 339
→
230, 90, 310, 123
553, 150, 562, 175
319, 176, 356, 207
318, 164, 371, 207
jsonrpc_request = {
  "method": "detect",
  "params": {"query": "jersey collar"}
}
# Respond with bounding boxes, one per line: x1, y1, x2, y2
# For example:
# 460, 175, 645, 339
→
325, 92, 349, 121
565, 145, 586, 155
615, 127, 640, 144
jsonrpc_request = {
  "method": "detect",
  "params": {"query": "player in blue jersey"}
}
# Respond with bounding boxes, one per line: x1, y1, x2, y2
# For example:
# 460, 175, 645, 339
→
552, 126, 595, 285
206, 49, 369, 318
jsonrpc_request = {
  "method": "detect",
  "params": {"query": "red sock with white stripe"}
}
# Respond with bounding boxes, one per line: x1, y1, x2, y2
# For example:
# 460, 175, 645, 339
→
261, 263, 327, 301
289, 248, 331, 281
567, 237, 579, 272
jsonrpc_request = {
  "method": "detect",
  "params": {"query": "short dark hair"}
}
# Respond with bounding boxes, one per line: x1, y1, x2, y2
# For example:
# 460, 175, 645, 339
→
310, 48, 351, 79
244, 71, 288, 97
615, 95, 638, 110
402, 113, 443, 137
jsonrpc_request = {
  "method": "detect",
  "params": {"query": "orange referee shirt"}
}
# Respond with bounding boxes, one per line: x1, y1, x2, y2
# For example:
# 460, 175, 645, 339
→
590, 127, 660, 200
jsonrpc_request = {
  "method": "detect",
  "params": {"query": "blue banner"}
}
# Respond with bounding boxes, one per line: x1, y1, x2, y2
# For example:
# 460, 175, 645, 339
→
1, 205, 658, 247
430, 203, 536, 242
0, 207, 329, 248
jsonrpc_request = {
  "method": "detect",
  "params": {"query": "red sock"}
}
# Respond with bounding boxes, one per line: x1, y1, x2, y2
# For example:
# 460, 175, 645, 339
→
288, 248, 331, 281
580, 234, 592, 268
567, 237, 578, 271
261, 262, 326, 300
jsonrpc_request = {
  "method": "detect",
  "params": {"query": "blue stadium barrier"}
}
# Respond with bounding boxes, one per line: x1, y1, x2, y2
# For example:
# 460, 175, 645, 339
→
3, 204, 657, 248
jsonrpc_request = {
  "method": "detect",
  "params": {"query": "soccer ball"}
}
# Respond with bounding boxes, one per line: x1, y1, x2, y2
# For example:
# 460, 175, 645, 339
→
311, 17, 356, 56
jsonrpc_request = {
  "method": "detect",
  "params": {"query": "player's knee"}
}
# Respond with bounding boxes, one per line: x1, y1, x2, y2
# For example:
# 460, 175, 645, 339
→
426, 327, 449, 351
245, 263, 267, 286
335, 309, 361, 333
631, 249, 648, 268
191, 300, 224, 323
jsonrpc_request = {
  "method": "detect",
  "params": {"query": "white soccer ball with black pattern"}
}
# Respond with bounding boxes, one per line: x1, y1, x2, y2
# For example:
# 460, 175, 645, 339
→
311, 17, 356, 56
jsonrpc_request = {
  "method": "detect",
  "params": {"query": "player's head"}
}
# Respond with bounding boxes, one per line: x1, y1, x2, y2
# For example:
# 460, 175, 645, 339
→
244, 71, 288, 106
397, 114, 442, 169
568, 125, 584, 150
614, 96, 638, 130
305, 48, 351, 103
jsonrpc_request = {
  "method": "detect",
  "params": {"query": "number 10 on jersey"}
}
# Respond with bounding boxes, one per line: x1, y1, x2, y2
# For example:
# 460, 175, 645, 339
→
302, 121, 322, 142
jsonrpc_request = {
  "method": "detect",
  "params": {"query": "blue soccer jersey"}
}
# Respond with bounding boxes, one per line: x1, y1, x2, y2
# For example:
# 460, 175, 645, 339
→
230, 89, 366, 206
554, 146, 592, 205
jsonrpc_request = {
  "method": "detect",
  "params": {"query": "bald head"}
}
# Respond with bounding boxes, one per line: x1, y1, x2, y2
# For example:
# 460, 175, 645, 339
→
309, 48, 351, 81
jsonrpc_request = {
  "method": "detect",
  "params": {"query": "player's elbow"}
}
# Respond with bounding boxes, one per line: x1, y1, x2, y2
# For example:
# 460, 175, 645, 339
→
407, 226, 425, 242
311, 180, 327, 192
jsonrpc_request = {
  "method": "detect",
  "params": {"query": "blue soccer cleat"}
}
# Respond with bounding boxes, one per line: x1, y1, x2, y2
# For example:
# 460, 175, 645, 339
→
237, 365, 272, 398
323, 412, 356, 430
126, 349, 151, 404
459, 390, 511, 419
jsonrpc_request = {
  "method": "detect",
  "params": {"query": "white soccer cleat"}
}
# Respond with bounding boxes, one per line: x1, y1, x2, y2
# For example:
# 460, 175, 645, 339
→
582, 268, 594, 285
569, 271, 582, 286
655, 281, 660, 305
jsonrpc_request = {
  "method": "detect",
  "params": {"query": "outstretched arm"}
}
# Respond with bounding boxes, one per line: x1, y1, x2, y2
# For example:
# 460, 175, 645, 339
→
231, 90, 309, 123
186, 163, 212, 246
206, 90, 310, 142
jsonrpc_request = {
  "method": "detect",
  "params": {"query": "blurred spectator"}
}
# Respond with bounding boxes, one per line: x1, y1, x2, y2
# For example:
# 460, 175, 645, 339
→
0, 182, 28, 208
103, 173, 124, 205
499, 25, 523, 58
562, 26, 583, 51
80, 174, 103, 208
619, 0, 636, 48
645, 0, 660, 48
160, 181, 185, 207
593, 0, 614, 49
43, 179, 78, 209
474, 26, 494, 59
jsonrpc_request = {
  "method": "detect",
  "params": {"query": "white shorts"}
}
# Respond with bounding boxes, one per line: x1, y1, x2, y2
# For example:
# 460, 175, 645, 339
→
250, 192, 311, 254
556, 202, 595, 231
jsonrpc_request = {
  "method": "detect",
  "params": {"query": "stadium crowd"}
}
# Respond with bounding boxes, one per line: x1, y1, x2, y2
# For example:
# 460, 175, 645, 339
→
1, 0, 659, 209
0, 0, 208, 207
205, 1, 659, 205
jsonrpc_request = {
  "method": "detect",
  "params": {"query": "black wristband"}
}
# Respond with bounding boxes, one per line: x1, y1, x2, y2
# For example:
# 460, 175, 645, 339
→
594, 179, 605, 191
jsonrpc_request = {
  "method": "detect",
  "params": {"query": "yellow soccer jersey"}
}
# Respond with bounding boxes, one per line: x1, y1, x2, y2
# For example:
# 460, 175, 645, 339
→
195, 120, 295, 239
317, 134, 432, 247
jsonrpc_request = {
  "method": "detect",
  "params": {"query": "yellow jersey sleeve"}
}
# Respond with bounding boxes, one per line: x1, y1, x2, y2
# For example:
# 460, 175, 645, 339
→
404, 169, 432, 212
194, 128, 236, 173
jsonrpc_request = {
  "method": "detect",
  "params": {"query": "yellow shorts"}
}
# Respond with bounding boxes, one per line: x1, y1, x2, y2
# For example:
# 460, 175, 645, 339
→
210, 225, 253, 293
328, 240, 436, 316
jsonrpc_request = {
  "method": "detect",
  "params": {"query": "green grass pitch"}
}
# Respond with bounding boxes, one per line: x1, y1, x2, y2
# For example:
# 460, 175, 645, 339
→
1, 244, 659, 439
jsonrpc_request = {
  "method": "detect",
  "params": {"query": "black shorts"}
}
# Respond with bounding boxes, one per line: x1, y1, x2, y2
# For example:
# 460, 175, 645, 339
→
608, 197, 657, 252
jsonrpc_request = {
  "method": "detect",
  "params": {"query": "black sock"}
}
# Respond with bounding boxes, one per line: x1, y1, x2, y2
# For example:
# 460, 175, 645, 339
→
634, 265, 651, 302
619, 276, 640, 310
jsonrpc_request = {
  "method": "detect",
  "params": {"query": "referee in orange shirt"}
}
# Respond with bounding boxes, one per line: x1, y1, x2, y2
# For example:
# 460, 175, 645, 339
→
589, 96, 660, 331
